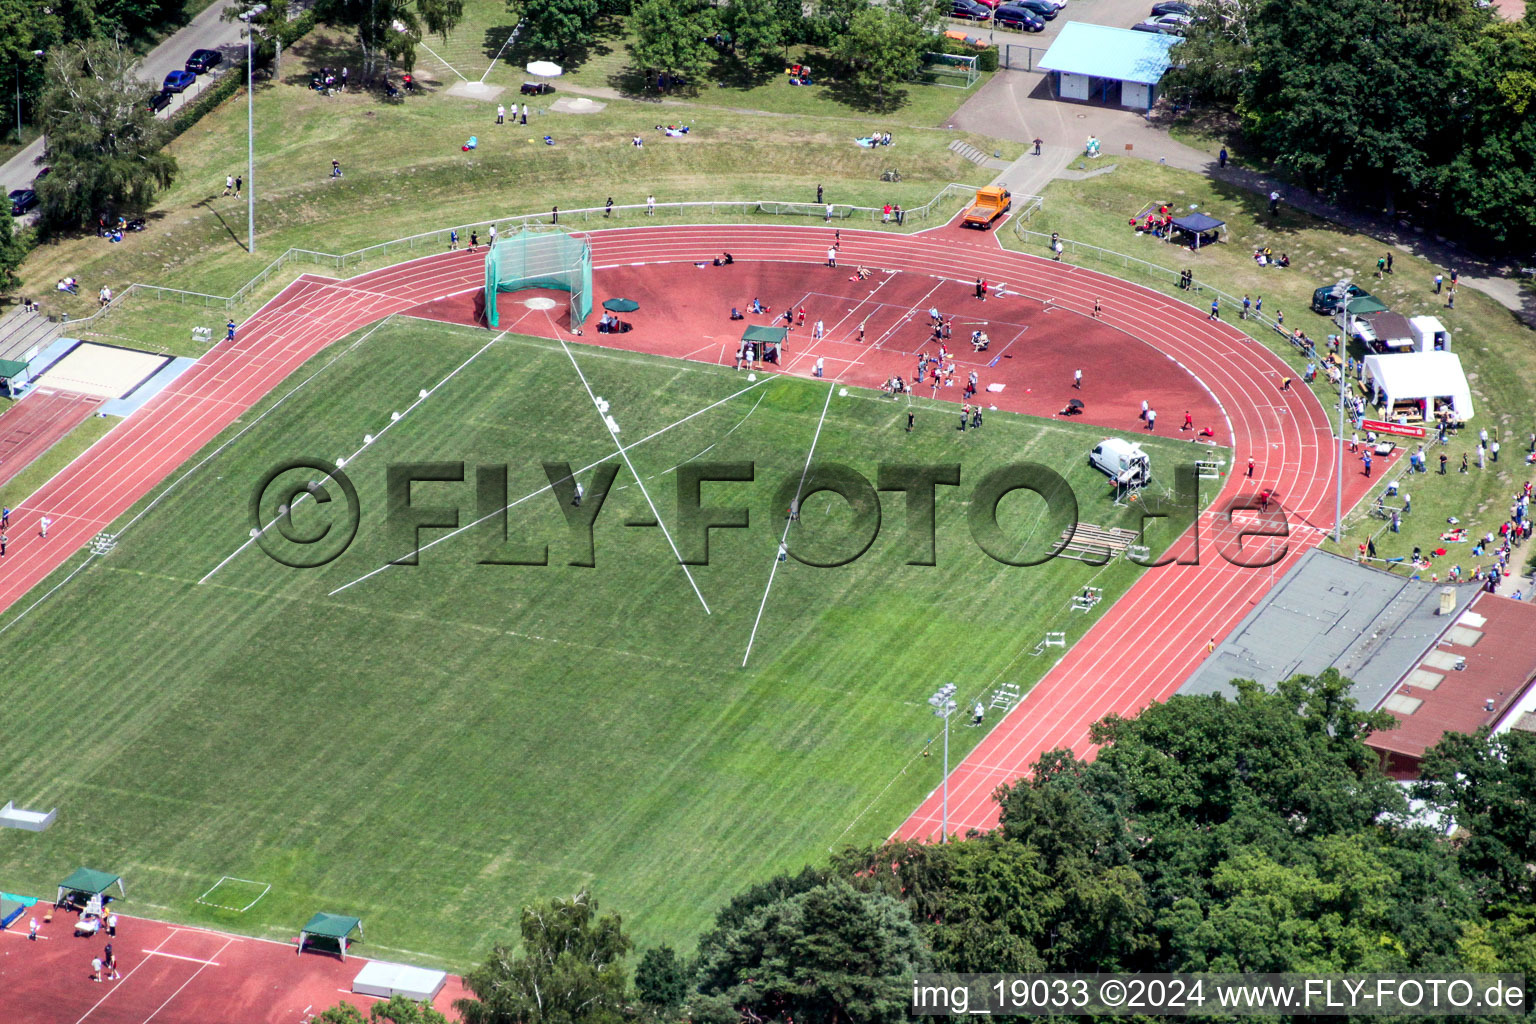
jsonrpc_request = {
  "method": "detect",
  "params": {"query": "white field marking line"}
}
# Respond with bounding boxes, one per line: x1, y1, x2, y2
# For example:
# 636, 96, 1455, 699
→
193, 877, 271, 912
609, 391, 768, 494
72, 927, 182, 1024
0, 319, 393, 641
556, 332, 711, 614
741, 379, 835, 667
328, 374, 774, 596
138, 949, 223, 966
199, 327, 511, 584
481, 20, 520, 83
417, 37, 468, 83
141, 937, 236, 1024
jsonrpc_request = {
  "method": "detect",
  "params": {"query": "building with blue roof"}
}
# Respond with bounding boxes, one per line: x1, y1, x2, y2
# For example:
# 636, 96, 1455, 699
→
1038, 22, 1182, 110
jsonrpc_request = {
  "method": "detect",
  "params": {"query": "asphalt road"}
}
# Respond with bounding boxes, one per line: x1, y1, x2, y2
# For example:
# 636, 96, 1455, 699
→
2, 0, 246, 203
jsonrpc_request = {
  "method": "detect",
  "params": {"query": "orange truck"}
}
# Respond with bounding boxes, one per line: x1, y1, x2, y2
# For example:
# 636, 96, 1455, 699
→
962, 186, 1012, 229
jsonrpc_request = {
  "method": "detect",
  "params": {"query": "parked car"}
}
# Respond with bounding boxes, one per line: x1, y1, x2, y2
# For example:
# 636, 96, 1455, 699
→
1311, 282, 1376, 315
185, 49, 223, 74
148, 90, 173, 112
8, 189, 39, 215
163, 69, 196, 93
951, 0, 994, 20
1132, 13, 1191, 33
31, 166, 50, 187
1150, 0, 1197, 15
995, 5, 1047, 28
1001, 0, 1057, 19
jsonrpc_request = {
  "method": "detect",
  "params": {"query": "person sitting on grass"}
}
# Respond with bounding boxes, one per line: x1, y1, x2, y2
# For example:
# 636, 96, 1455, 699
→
1277, 253, 1290, 268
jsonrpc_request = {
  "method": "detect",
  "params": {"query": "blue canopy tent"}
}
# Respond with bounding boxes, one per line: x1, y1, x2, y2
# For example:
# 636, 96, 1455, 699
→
1171, 212, 1224, 249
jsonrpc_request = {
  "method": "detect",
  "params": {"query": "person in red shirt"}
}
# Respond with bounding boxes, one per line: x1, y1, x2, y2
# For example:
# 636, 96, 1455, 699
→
1183, 411, 1194, 431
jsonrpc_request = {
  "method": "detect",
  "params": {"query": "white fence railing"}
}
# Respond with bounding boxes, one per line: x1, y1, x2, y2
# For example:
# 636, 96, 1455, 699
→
75, 183, 1009, 318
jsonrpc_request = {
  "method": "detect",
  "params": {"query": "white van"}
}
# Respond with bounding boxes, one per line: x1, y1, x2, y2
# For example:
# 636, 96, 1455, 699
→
1089, 438, 1150, 486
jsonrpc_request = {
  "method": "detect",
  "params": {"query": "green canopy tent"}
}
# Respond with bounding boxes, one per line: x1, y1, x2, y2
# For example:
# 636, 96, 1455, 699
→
56, 868, 125, 906
1346, 295, 1390, 316
0, 357, 30, 397
738, 324, 787, 366
298, 912, 363, 960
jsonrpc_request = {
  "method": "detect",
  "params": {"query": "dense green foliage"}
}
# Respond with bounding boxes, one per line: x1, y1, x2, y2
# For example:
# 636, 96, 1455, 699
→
453, 671, 1536, 1023
316, 0, 465, 76
1167, 0, 1536, 251
36, 39, 177, 229
625, 0, 944, 107
457, 891, 632, 1024
512, 0, 599, 59
315, 996, 451, 1023
628, 0, 715, 87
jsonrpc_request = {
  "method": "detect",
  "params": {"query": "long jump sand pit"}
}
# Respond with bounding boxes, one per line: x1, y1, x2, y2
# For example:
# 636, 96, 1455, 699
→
36, 342, 169, 399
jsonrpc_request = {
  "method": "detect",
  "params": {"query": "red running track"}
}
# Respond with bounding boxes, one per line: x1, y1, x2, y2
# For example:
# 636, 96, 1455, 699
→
0, 388, 102, 490
0, 908, 465, 1024
0, 221, 1389, 1001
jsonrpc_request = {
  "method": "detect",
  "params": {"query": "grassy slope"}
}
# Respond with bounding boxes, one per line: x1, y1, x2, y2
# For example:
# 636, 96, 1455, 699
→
1003, 160, 1536, 574
0, 317, 1215, 966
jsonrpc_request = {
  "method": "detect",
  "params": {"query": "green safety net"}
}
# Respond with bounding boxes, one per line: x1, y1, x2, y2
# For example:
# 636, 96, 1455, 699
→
484, 230, 593, 329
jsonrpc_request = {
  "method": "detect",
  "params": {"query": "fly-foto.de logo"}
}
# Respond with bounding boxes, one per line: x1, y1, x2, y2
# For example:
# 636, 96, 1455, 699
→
250, 459, 1293, 571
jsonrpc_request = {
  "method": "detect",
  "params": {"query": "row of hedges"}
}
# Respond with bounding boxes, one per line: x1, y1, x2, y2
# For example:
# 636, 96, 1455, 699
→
927, 34, 1000, 71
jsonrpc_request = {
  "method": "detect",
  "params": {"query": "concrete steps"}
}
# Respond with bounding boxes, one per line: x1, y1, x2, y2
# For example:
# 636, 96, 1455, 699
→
948, 139, 991, 166
0, 308, 63, 364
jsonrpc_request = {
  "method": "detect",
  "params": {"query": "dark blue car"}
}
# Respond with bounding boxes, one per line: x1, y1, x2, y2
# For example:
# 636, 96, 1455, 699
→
1001, 0, 1056, 19
163, 69, 196, 93
995, 5, 1047, 29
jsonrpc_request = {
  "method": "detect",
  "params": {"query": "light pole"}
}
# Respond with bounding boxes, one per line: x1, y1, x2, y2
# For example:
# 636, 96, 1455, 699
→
1331, 279, 1352, 542
927, 683, 957, 842
245, 28, 255, 253
15, 50, 43, 140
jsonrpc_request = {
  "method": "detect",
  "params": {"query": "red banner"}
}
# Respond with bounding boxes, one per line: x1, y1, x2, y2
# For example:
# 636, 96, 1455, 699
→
1362, 419, 1427, 438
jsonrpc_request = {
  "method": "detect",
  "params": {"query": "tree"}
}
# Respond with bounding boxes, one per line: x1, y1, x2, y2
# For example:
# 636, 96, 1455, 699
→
1236, 0, 1474, 209
695, 879, 928, 1024
1419, 728, 1536, 904
315, 0, 464, 77
1439, 19, 1536, 251
633, 945, 688, 1015
816, 0, 868, 34
628, 0, 715, 89
724, 0, 784, 80
316, 997, 449, 1024
1158, 0, 1264, 104
455, 890, 631, 1024
35, 38, 177, 231
512, 0, 598, 59
833, 7, 923, 109
0, 211, 27, 295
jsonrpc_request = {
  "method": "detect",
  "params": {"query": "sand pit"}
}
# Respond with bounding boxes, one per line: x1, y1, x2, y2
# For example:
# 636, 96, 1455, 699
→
551, 96, 606, 114
36, 342, 168, 399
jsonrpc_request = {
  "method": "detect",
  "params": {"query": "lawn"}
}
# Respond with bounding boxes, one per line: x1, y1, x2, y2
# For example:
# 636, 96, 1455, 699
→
0, 316, 1214, 967
21, 29, 996, 328
1000, 159, 1536, 578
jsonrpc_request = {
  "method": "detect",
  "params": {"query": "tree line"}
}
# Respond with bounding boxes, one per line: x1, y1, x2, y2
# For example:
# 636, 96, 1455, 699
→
511, 0, 948, 109
319, 669, 1536, 1024
1166, 0, 1536, 254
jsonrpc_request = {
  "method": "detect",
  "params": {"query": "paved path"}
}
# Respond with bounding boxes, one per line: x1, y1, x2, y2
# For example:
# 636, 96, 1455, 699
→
0, 1, 247, 198
948, 65, 1534, 323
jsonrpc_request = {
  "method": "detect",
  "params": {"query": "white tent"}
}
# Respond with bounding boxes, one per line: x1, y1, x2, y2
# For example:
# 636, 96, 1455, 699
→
1363, 351, 1474, 423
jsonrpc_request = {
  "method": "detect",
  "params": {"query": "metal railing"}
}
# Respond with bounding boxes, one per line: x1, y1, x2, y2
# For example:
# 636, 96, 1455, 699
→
1012, 218, 1286, 337
94, 183, 1020, 314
